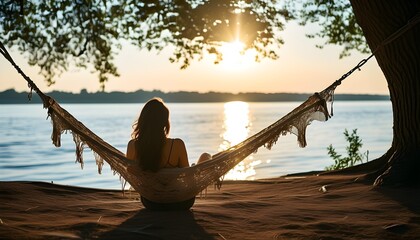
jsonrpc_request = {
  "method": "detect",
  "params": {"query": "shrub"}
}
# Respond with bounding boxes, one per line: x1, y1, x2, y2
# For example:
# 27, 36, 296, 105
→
326, 129, 369, 171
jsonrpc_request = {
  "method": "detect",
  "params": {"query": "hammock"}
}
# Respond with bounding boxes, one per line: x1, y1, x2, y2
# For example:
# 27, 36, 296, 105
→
0, 42, 372, 203
47, 86, 336, 203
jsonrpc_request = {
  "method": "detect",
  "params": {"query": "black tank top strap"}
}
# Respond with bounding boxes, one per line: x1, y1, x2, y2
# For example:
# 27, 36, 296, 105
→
166, 139, 174, 165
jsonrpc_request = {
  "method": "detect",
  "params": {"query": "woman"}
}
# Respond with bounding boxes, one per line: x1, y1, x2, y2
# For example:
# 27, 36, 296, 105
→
126, 98, 210, 211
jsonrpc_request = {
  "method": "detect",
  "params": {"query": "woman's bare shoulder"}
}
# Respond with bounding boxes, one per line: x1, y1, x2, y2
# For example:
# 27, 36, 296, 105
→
167, 138, 186, 148
171, 138, 185, 144
128, 139, 137, 146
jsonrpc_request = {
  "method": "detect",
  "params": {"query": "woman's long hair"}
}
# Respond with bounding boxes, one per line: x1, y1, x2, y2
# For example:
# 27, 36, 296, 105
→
131, 98, 170, 171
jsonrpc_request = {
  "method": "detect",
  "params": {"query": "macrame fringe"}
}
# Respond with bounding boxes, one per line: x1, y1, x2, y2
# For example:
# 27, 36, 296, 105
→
48, 106, 127, 187
41, 87, 336, 202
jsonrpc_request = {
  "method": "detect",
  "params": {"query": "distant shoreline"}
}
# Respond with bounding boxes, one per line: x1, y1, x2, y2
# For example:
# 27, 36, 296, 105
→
0, 88, 389, 104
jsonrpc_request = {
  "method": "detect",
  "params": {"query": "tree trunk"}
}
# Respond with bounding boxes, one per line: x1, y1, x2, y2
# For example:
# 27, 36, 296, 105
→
349, 0, 420, 186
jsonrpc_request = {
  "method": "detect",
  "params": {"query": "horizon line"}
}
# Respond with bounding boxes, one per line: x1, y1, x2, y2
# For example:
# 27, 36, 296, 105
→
1, 88, 390, 96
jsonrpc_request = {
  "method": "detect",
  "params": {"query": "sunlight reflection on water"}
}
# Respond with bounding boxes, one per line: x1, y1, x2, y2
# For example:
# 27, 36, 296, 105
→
220, 101, 264, 180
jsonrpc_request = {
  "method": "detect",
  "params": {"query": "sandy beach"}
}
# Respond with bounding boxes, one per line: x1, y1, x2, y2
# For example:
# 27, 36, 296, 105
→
1, 173, 419, 239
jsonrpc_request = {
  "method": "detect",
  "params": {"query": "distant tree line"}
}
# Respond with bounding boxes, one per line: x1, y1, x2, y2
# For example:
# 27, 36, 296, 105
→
0, 88, 389, 104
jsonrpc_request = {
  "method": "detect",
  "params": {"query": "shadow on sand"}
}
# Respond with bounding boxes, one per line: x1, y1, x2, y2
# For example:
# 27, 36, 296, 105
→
376, 185, 420, 234
100, 208, 215, 240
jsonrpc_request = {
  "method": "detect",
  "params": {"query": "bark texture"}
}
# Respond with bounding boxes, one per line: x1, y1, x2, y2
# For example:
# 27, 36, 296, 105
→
350, 0, 420, 185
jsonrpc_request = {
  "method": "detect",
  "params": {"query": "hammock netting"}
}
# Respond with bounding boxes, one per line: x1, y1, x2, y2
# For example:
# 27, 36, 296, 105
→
0, 40, 349, 203
45, 85, 337, 203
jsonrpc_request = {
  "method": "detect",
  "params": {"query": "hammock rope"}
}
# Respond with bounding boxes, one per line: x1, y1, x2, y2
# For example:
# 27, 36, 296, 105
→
0, 42, 336, 201
1, 12, 419, 203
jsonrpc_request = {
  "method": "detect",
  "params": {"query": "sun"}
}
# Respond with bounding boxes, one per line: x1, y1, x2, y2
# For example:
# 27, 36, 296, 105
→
218, 40, 257, 70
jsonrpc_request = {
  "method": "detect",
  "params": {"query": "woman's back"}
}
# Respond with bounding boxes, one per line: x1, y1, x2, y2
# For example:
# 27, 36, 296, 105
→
160, 138, 189, 168
127, 98, 196, 210
126, 138, 189, 169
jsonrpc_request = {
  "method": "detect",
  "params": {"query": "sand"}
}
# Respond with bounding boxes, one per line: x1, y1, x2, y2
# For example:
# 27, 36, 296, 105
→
1, 174, 419, 239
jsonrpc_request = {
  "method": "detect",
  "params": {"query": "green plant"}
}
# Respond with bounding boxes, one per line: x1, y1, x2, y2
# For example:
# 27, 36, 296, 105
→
326, 129, 369, 171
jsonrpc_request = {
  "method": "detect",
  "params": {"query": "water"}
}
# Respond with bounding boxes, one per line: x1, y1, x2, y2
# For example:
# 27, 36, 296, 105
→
0, 101, 392, 189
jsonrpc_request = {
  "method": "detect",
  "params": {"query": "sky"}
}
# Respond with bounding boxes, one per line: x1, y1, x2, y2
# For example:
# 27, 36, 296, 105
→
0, 22, 389, 95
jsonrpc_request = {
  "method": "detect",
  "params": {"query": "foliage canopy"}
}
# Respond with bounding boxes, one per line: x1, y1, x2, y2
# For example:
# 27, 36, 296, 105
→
0, 0, 368, 89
